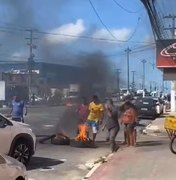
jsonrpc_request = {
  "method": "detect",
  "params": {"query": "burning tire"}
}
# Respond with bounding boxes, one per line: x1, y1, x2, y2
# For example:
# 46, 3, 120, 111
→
70, 139, 94, 148
51, 136, 70, 145
71, 124, 95, 148
39, 133, 70, 145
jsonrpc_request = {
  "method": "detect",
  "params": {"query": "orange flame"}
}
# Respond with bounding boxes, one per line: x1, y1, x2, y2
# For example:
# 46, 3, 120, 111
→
75, 124, 88, 141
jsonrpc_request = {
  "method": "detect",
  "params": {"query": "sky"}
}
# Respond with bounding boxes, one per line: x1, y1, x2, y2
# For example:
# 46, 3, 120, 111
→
0, 0, 165, 91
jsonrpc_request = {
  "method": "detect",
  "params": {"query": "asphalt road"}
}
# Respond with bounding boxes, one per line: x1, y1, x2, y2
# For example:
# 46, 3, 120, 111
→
0, 106, 153, 180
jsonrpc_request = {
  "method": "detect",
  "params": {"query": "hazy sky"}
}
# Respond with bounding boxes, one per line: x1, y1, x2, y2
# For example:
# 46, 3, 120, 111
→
0, 0, 164, 89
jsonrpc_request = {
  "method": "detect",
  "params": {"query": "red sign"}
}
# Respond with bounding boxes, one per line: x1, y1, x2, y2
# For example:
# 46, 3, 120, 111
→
157, 39, 176, 68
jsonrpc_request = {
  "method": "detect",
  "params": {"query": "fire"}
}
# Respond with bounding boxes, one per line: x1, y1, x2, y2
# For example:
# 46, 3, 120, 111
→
75, 124, 88, 141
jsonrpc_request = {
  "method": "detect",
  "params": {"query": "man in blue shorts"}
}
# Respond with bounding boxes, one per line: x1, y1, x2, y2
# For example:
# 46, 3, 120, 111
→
87, 95, 104, 145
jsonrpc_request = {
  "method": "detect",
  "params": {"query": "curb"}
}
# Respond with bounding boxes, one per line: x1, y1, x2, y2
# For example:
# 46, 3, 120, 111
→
83, 153, 114, 180
142, 123, 167, 137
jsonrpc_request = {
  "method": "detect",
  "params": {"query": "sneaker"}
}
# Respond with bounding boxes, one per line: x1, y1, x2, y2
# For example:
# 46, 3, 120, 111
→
111, 145, 119, 153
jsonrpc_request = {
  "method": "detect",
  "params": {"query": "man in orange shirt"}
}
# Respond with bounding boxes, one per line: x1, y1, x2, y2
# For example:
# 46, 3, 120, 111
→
87, 95, 104, 145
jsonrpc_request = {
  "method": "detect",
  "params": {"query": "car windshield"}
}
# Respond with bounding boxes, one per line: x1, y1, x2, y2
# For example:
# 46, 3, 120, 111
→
135, 98, 155, 106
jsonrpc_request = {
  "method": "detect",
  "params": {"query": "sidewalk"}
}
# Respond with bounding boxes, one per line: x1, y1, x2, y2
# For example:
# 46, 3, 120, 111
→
88, 113, 176, 180
89, 135, 174, 180
143, 112, 176, 136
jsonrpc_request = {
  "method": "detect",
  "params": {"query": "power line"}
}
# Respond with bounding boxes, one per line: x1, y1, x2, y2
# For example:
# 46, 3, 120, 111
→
112, 0, 143, 14
105, 43, 155, 57
88, 0, 118, 40
0, 24, 154, 44
127, 17, 141, 41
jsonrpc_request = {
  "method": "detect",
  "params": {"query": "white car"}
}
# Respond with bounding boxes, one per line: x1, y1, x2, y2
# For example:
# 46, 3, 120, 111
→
31, 95, 43, 102
0, 113, 36, 165
0, 154, 27, 180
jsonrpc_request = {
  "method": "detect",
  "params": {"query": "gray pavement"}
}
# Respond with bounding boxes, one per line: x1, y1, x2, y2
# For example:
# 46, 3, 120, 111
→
89, 114, 176, 180
0, 106, 114, 180
0, 106, 155, 180
90, 135, 173, 180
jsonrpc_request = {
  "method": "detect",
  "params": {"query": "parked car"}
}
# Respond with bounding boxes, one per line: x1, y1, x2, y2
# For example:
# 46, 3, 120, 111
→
30, 95, 43, 104
134, 97, 163, 119
0, 113, 36, 165
0, 154, 27, 180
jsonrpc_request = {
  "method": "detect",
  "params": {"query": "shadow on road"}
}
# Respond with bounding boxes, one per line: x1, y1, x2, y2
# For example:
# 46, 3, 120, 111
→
27, 156, 64, 170
136, 140, 165, 147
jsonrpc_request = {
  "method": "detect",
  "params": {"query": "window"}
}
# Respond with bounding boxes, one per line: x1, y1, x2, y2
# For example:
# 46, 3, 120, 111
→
0, 155, 5, 164
0, 115, 7, 128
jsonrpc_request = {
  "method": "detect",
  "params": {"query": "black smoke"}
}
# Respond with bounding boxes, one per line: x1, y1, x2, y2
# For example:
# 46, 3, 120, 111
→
78, 52, 113, 100
54, 52, 116, 137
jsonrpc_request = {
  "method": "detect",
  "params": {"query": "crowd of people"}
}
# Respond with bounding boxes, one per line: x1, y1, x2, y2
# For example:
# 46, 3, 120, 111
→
9, 94, 138, 152
77, 95, 138, 152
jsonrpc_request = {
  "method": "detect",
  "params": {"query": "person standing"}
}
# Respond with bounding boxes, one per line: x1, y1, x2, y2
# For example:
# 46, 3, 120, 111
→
10, 96, 27, 123
31, 93, 35, 105
105, 99, 120, 152
87, 95, 104, 145
76, 97, 89, 134
120, 101, 138, 147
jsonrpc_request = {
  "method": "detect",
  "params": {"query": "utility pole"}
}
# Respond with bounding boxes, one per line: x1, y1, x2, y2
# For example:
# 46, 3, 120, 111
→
150, 81, 152, 92
125, 47, 131, 92
26, 29, 37, 101
163, 15, 176, 112
131, 70, 136, 91
162, 72, 164, 92
116, 69, 120, 93
141, 59, 147, 90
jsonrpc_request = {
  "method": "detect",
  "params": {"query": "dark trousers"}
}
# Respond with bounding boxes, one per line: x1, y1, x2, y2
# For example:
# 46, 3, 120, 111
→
108, 126, 120, 151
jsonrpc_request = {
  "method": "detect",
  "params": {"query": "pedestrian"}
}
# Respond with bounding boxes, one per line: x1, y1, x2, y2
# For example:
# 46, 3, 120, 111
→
105, 99, 120, 152
10, 96, 27, 123
119, 103, 127, 145
86, 95, 104, 146
31, 93, 35, 105
120, 101, 138, 147
76, 97, 89, 134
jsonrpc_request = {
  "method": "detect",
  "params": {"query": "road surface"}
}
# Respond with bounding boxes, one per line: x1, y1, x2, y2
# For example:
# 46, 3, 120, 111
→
0, 106, 153, 180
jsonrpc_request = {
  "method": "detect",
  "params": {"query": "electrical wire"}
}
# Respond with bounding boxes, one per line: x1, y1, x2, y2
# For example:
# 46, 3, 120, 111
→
0, 25, 154, 44
126, 17, 141, 41
104, 43, 156, 58
88, 0, 118, 40
112, 0, 143, 14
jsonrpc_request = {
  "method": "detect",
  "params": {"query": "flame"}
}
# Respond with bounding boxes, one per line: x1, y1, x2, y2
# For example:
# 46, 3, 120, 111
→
75, 124, 88, 141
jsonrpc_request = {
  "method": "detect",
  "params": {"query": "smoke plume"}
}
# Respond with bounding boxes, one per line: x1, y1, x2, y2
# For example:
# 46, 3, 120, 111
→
78, 52, 113, 99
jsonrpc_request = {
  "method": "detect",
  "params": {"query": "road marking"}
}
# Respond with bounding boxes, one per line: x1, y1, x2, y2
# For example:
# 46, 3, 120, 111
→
39, 167, 55, 171
83, 162, 102, 179
28, 178, 35, 180
43, 124, 54, 128
83, 154, 113, 179
60, 158, 67, 162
